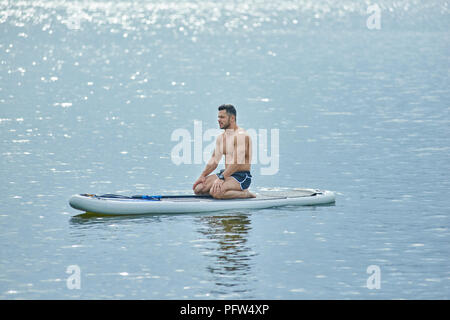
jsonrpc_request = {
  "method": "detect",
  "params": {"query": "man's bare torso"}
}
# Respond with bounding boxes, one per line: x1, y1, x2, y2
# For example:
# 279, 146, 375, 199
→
220, 128, 252, 172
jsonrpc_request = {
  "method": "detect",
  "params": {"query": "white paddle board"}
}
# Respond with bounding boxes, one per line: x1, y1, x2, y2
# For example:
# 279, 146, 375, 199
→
69, 188, 335, 215
69, 189, 335, 215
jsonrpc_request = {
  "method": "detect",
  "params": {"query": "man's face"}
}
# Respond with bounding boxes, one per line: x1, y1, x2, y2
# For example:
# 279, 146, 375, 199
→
218, 110, 230, 129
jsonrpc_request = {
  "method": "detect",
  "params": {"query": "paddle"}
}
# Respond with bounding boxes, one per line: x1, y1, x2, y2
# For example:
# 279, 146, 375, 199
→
93, 194, 213, 201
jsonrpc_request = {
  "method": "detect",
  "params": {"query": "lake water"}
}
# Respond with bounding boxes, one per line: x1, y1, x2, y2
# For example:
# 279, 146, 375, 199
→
0, 0, 449, 299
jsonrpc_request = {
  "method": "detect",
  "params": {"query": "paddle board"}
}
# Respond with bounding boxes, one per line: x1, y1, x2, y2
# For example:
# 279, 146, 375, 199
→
69, 188, 335, 215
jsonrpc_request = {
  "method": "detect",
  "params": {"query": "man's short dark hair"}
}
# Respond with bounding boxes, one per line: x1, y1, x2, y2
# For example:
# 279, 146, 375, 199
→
218, 104, 237, 119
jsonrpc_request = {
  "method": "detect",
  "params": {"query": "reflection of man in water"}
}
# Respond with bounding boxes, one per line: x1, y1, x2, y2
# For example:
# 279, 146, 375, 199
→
197, 214, 255, 295
193, 104, 256, 199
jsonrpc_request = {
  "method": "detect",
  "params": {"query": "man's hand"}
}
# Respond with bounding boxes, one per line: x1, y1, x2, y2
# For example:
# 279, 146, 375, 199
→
193, 176, 206, 190
210, 178, 224, 195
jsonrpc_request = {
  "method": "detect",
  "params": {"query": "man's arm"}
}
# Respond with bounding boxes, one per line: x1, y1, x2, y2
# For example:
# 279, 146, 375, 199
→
193, 135, 223, 190
200, 134, 224, 177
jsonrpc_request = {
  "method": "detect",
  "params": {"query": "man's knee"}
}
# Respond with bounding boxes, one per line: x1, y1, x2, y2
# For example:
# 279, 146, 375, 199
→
194, 183, 206, 195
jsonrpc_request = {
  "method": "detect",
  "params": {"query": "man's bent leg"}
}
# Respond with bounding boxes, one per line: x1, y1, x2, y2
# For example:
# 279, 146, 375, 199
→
210, 178, 255, 199
217, 189, 256, 199
194, 174, 219, 195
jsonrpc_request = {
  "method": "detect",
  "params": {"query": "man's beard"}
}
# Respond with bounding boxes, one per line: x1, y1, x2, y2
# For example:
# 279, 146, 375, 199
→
221, 120, 230, 129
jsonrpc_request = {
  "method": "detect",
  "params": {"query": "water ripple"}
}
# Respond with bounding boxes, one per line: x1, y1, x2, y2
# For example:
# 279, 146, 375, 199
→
1, 0, 448, 34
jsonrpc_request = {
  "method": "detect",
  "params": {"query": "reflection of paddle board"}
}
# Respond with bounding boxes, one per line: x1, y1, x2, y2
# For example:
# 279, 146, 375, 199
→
69, 188, 336, 215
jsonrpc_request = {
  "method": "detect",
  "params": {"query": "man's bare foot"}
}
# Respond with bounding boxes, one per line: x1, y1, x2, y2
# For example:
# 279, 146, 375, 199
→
245, 190, 256, 198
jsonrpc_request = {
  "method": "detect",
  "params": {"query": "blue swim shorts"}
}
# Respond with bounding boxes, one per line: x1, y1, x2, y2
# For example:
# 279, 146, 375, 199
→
216, 169, 252, 190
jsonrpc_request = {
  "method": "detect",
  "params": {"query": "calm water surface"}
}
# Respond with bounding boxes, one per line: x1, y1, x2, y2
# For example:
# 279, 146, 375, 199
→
0, 0, 449, 299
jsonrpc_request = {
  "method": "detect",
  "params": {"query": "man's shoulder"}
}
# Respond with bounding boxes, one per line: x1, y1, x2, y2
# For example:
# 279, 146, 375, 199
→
236, 128, 251, 139
216, 132, 225, 142
236, 127, 249, 135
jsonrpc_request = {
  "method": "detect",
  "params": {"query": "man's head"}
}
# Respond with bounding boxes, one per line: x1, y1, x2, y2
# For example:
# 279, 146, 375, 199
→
218, 104, 236, 129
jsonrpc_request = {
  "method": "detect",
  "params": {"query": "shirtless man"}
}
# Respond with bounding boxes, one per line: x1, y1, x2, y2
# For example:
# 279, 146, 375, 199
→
192, 104, 256, 199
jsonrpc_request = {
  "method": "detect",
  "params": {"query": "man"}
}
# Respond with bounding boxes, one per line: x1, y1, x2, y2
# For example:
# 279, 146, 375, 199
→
193, 104, 256, 199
